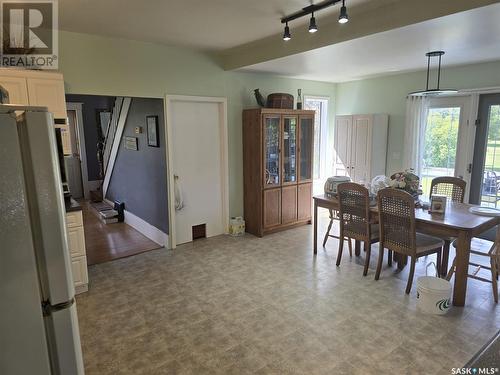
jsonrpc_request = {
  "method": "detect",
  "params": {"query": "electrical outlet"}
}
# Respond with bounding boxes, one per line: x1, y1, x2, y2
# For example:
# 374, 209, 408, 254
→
134, 126, 142, 134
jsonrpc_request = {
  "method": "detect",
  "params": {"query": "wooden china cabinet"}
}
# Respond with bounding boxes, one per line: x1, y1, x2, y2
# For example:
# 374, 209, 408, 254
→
243, 108, 315, 236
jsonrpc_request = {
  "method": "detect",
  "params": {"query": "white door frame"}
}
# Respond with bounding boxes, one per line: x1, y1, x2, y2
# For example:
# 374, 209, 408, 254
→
164, 95, 229, 249
66, 102, 90, 200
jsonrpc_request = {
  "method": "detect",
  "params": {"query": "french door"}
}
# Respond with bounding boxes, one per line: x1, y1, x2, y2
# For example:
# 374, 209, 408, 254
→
420, 96, 472, 199
469, 94, 500, 207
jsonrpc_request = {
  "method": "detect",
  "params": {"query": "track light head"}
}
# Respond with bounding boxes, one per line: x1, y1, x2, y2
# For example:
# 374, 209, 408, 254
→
308, 13, 318, 33
283, 23, 291, 41
338, 1, 348, 24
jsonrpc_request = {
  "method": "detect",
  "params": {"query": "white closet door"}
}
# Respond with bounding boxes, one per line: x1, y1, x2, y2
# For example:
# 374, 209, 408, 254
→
350, 115, 372, 183
334, 115, 351, 177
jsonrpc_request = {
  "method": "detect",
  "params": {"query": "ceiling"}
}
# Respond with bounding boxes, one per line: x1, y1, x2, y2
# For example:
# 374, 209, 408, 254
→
58, 0, 388, 51
238, 3, 500, 82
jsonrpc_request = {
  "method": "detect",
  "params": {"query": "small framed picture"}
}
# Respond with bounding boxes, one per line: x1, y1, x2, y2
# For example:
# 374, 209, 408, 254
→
430, 195, 447, 214
146, 115, 159, 147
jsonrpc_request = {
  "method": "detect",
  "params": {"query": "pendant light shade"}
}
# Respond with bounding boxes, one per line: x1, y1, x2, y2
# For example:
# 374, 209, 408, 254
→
309, 13, 318, 33
338, 0, 348, 24
408, 51, 457, 96
283, 22, 291, 41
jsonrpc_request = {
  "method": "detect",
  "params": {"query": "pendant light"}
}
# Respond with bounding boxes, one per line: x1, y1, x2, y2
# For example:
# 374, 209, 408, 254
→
309, 12, 318, 33
408, 51, 457, 96
283, 22, 291, 41
338, 0, 348, 24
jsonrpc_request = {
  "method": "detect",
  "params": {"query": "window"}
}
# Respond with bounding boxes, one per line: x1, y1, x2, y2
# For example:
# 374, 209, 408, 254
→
421, 106, 461, 198
304, 96, 329, 181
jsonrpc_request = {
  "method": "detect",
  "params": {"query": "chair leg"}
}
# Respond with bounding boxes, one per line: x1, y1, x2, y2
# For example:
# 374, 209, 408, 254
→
406, 257, 417, 294
446, 258, 456, 281
363, 242, 371, 277
437, 249, 442, 278
388, 250, 393, 267
323, 213, 334, 247
336, 235, 344, 267
347, 238, 353, 257
440, 240, 450, 277
491, 256, 498, 303
375, 245, 384, 280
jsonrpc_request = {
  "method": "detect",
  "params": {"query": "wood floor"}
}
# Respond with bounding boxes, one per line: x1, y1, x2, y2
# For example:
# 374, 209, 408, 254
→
81, 201, 161, 265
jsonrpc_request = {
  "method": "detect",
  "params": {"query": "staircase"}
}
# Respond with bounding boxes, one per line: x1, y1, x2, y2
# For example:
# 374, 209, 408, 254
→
101, 97, 132, 197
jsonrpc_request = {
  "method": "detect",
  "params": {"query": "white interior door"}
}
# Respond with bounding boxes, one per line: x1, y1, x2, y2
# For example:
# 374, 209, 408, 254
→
334, 115, 351, 177
350, 115, 372, 183
169, 99, 226, 245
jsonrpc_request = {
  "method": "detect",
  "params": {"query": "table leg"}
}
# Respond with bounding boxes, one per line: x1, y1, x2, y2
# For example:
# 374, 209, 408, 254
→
313, 200, 318, 255
453, 231, 471, 307
355, 240, 361, 256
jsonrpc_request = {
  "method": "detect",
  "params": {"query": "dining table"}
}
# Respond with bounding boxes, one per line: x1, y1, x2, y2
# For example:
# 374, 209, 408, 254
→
313, 193, 500, 307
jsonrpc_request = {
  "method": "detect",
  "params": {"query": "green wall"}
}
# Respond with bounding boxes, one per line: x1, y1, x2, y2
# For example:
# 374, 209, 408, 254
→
335, 60, 500, 174
59, 31, 336, 217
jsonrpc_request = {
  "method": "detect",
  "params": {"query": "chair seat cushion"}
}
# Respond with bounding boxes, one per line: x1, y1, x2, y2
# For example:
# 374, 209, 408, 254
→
416, 233, 444, 253
452, 238, 495, 255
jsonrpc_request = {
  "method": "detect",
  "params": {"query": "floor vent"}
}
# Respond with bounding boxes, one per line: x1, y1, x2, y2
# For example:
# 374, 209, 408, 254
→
192, 224, 206, 240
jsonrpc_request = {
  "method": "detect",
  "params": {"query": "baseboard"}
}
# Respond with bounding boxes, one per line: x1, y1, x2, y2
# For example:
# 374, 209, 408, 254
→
102, 198, 168, 247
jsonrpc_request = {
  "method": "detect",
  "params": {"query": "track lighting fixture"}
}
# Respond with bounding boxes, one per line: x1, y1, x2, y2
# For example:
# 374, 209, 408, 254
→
283, 22, 291, 41
281, 0, 348, 41
308, 12, 318, 33
338, 0, 348, 24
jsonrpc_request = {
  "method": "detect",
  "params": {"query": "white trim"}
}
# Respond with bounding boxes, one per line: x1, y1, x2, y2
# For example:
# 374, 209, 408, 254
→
103, 198, 167, 246
66, 102, 90, 199
102, 97, 131, 197
124, 209, 168, 247
458, 86, 500, 94
165, 95, 229, 249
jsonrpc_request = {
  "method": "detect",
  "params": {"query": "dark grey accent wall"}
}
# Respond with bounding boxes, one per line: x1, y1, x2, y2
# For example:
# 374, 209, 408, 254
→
106, 98, 168, 234
65, 94, 115, 181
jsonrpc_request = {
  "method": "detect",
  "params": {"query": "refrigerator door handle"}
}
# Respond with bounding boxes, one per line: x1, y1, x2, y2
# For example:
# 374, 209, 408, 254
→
42, 298, 75, 316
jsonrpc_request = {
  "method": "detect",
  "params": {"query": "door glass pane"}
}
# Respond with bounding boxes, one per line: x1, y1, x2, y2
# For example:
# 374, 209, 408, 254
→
481, 105, 500, 207
304, 100, 322, 179
299, 117, 313, 181
421, 107, 460, 199
283, 117, 297, 183
264, 117, 280, 186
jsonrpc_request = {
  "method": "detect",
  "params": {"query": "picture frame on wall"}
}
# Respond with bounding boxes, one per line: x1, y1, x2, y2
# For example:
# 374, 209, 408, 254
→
146, 115, 159, 147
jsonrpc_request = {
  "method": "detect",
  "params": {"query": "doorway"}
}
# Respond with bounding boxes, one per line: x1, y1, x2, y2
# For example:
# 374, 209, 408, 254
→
420, 96, 471, 199
66, 103, 88, 199
470, 93, 500, 206
304, 96, 330, 195
166, 96, 229, 248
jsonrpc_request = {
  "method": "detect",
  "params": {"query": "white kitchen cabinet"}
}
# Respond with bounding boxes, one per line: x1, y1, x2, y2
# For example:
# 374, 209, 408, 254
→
0, 69, 67, 120
334, 114, 388, 183
0, 75, 29, 105
27, 77, 67, 119
65, 210, 88, 294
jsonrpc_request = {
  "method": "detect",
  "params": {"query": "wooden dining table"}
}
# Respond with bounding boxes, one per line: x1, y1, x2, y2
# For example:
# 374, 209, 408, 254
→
313, 194, 500, 307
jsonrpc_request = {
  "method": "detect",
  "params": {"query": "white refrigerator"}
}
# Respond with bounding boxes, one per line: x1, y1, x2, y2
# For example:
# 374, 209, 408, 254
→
0, 104, 85, 374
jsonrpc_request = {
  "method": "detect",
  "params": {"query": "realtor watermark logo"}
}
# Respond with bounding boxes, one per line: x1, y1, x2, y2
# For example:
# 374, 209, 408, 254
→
0, 0, 58, 69
452, 367, 500, 374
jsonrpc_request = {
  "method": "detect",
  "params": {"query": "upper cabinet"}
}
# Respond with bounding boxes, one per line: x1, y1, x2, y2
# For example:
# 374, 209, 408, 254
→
27, 77, 67, 119
0, 69, 67, 120
334, 114, 389, 184
0, 75, 29, 105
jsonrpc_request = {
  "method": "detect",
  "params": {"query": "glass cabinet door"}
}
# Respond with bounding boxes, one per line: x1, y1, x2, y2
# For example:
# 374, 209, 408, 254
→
264, 116, 280, 187
299, 116, 314, 182
282, 117, 297, 184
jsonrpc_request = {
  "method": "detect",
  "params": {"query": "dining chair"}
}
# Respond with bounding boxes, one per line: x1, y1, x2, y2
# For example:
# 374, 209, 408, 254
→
430, 176, 466, 276
447, 237, 499, 303
336, 183, 381, 276
323, 209, 353, 256
375, 188, 444, 294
